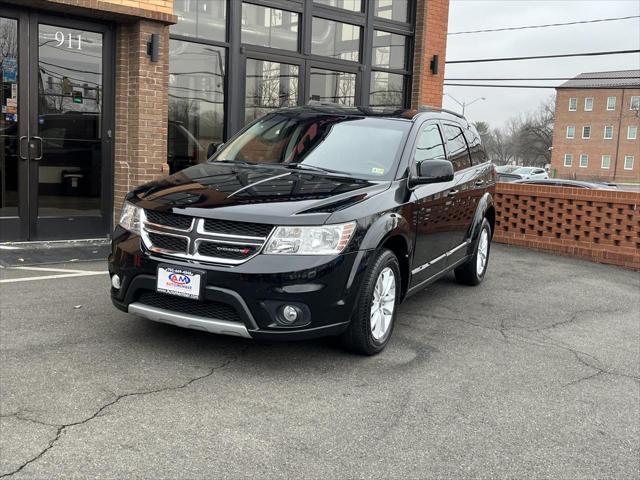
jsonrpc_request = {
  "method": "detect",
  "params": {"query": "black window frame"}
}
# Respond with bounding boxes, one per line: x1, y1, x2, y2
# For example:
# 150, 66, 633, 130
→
169, 0, 416, 142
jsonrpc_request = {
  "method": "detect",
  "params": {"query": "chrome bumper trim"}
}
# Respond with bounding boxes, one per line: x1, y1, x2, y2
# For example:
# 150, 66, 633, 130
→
129, 302, 252, 339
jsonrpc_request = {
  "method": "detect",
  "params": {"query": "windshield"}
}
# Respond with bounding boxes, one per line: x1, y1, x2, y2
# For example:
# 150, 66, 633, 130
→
213, 113, 410, 180
513, 167, 534, 174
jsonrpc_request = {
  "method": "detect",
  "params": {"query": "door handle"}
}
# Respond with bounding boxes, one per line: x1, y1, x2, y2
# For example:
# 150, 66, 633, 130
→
19, 136, 28, 160
448, 190, 459, 197
31, 136, 44, 161
475, 180, 484, 186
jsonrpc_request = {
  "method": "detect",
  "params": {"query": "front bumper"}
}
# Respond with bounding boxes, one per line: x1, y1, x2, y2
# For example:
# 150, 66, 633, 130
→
109, 228, 375, 341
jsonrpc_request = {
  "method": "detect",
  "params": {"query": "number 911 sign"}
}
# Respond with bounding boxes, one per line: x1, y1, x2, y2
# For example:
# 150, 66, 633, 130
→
53, 31, 83, 50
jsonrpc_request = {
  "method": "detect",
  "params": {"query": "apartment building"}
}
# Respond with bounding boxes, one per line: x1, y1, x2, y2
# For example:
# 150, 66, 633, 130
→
550, 70, 640, 183
0, 0, 450, 242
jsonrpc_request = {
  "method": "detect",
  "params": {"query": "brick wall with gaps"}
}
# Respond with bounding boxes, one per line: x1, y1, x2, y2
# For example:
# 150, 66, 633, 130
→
494, 183, 640, 269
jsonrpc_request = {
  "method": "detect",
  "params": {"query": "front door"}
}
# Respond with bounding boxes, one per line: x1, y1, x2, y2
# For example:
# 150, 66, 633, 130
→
409, 120, 457, 286
0, 8, 113, 241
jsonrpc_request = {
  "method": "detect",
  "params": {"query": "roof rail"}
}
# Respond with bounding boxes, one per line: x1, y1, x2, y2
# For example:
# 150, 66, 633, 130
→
418, 105, 466, 119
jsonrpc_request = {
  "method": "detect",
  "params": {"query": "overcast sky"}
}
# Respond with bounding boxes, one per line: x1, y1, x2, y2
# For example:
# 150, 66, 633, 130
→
442, 0, 640, 128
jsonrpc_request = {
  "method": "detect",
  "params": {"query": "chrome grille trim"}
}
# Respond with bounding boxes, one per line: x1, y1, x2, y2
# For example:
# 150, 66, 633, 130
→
140, 210, 271, 265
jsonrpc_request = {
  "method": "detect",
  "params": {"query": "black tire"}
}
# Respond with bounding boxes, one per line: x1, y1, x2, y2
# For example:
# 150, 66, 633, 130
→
454, 218, 492, 286
341, 249, 401, 355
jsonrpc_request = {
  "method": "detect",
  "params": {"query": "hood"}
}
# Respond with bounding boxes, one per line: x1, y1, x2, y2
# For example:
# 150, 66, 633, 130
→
131, 162, 389, 225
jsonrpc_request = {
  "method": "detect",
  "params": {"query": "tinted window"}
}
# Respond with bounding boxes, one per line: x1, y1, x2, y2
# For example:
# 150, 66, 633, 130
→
442, 124, 471, 171
415, 123, 446, 163
168, 40, 225, 173
311, 18, 361, 62
215, 114, 409, 180
241, 3, 299, 51
171, 0, 226, 42
462, 127, 486, 166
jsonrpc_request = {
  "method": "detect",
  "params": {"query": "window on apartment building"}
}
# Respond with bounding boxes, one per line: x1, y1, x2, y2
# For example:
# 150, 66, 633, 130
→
579, 154, 588, 167
606, 96, 616, 110
624, 156, 634, 170
564, 154, 573, 167
568, 97, 577, 111
604, 125, 613, 139
631, 96, 640, 110
601, 155, 611, 169
582, 126, 591, 139
628, 125, 638, 140
584, 97, 593, 111
566, 126, 575, 138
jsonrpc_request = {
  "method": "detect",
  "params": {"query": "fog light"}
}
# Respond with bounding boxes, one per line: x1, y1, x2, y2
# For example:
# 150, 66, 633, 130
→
281, 305, 299, 324
111, 274, 121, 289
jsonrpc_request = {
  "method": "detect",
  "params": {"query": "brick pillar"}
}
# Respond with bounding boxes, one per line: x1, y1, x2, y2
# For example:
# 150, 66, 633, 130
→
411, 0, 450, 109
113, 20, 170, 221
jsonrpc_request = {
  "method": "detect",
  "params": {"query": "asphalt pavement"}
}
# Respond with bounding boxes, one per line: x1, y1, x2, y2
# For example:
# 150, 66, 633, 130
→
0, 244, 638, 479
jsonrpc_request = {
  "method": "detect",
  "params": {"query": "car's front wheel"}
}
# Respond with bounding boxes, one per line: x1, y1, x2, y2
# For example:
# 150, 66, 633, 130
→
454, 217, 492, 286
341, 249, 400, 355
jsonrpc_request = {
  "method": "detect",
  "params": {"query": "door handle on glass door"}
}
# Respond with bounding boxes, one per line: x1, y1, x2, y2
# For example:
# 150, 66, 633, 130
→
19, 136, 28, 160
31, 136, 44, 161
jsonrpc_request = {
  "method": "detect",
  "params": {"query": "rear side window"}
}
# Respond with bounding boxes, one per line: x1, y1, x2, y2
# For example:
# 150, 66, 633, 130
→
443, 123, 472, 171
463, 127, 487, 166
415, 123, 446, 164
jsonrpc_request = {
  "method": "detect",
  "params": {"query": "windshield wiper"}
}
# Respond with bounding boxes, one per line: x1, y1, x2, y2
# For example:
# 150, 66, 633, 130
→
286, 163, 352, 177
213, 159, 251, 165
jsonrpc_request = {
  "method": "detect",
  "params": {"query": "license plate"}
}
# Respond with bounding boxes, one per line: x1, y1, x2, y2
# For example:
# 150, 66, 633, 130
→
156, 265, 204, 300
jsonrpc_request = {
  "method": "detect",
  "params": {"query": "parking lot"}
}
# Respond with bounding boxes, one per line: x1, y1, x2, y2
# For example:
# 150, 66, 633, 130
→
0, 244, 638, 479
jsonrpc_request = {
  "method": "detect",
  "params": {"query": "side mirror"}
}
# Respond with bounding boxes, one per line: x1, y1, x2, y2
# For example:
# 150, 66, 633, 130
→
410, 159, 454, 187
207, 142, 224, 158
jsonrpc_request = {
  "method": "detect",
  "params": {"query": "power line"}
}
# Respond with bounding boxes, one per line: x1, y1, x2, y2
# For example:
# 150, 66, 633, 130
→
446, 49, 640, 64
448, 15, 640, 35
445, 83, 555, 89
445, 76, 640, 81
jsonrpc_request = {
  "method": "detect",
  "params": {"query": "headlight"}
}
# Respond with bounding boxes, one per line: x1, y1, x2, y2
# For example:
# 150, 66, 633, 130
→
263, 222, 356, 255
118, 200, 141, 234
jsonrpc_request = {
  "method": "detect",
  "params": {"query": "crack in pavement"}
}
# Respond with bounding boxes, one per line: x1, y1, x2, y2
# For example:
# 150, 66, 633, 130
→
0, 346, 249, 479
399, 307, 639, 386
0, 411, 61, 429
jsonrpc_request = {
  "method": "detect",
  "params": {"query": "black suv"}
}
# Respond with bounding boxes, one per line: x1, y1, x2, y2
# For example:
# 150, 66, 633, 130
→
109, 105, 495, 354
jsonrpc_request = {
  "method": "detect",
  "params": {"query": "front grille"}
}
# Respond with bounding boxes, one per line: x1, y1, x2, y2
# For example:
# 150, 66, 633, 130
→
145, 210, 193, 230
137, 291, 241, 323
197, 241, 261, 260
203, 219, 273, 238
148, 232, 188, 253
142, 211, 271, 265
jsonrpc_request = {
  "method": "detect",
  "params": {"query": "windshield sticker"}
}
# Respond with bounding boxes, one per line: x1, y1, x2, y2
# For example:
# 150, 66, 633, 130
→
371, 167, 385, 175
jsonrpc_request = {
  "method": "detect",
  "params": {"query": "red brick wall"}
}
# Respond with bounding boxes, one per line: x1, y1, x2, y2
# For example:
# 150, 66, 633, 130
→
113, 21, 171, 221
411, 0, 450, 109
494, 183, 640, 269
551, 88, 640, 183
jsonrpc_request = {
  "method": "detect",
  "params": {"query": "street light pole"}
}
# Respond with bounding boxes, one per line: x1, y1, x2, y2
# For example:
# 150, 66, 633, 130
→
444, 94, 486, 115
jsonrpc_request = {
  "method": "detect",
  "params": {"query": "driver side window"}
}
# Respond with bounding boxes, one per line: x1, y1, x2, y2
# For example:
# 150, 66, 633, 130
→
415, 123, 446, 164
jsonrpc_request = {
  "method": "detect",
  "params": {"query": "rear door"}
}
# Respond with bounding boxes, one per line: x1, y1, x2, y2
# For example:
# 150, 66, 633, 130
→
443, 121, 493, 265
440, 122, 480, 265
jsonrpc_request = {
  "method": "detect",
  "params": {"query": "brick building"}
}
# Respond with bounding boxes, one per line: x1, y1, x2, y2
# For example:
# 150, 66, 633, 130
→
0, 0, 450, 242
550, 70, 640, 183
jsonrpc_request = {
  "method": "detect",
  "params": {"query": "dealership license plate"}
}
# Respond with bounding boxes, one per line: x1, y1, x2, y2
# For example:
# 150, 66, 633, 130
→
156, 265, 204, 300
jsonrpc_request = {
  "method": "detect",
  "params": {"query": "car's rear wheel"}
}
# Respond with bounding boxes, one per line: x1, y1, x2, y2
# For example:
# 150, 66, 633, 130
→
341, 249, 400, 355
454, 218, 492, 286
